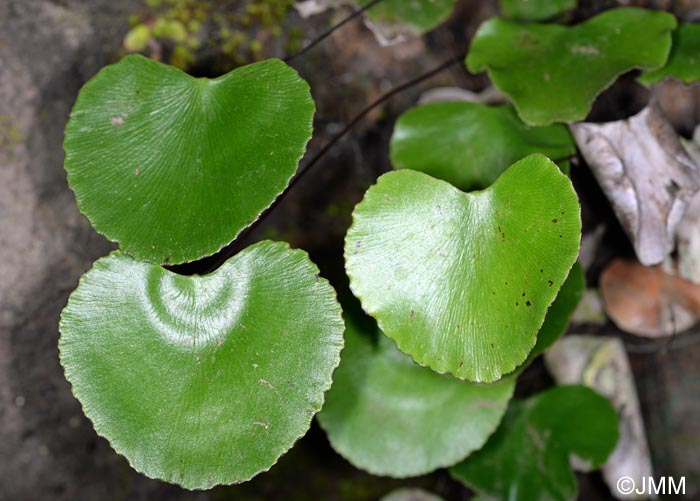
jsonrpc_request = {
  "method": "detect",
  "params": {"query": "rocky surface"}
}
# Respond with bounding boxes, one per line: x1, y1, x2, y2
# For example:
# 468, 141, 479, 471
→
0, 0, 470, 499
1, 0, 699, 500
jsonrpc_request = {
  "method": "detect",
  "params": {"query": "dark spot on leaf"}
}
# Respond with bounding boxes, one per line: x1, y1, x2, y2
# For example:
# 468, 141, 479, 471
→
522, 292, 526, 297
515, 302, 519, 306
459, 360, 464, 367
552, 218, 558, 223
410, 309, 415, 318
548, 280, 554, 287
526, 300, 532, 307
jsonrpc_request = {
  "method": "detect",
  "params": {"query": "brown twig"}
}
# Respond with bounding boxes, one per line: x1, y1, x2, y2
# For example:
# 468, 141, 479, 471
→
285, 0, 386, 64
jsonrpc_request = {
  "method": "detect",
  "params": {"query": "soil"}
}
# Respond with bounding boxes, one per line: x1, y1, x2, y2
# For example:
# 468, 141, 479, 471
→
1, 1, 699, 500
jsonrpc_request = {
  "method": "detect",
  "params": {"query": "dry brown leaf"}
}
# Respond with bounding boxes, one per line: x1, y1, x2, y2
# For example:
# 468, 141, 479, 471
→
570, 104, 700, 267
600, 258, 700, 337
545, 336, 654, 500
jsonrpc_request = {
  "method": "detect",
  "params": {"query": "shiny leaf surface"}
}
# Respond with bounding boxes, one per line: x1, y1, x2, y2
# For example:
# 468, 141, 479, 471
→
390, 102, 575, 190
467, 8, 676, 125
640, 23, 700, 85
64, 55, 314, 264
318, 315, 515, 477
500, 0, 577, 22
523, 262, 585, 366
359, 0, 456, 32
345, 154, 581, 382
59, 241, 344, 489
451, 386, 619, 501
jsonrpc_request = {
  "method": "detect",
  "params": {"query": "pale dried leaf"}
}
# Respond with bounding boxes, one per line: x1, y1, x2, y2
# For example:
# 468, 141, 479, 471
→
418, 86, 507, 105
545, 336, 654, 500
570, 288, 607, 325
570, 104, 700, 266
678, 132, 700, 283
294, 0, 348, 18
677, 192, 700, 283
293, 0, 414, 45
362, 17, 414, 46
600, 259, 700, 337
578, 223, 606, 271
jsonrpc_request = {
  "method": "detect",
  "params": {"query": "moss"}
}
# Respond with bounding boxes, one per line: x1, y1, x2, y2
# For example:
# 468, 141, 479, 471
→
0, 114, 23, 158
123, 24, 151, 52
124, 0, 297, 72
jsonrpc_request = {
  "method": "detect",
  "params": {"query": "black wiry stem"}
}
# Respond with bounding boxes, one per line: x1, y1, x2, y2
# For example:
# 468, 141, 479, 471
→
284, 0, 386, 63
181, 51, 467, 275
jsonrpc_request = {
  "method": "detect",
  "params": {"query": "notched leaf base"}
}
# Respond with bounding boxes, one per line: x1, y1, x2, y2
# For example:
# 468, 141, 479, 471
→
64, 55, 315, 265
59, 241, 344, 489
345, 154, 581, 383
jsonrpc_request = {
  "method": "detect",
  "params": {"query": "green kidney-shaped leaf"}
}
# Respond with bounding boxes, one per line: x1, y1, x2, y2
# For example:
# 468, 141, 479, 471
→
64, 55, 314, 264
317, 314, 514, 477
345, 154, 581, 383
640, 23, 700, 85
59, 241, 344, 489
390, 102, 575, 190
450, 385, 619, 501
359, 0, 456, 32
467, 8, 676, 125
518, 261, 584, 371
500, 0, 577, 22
